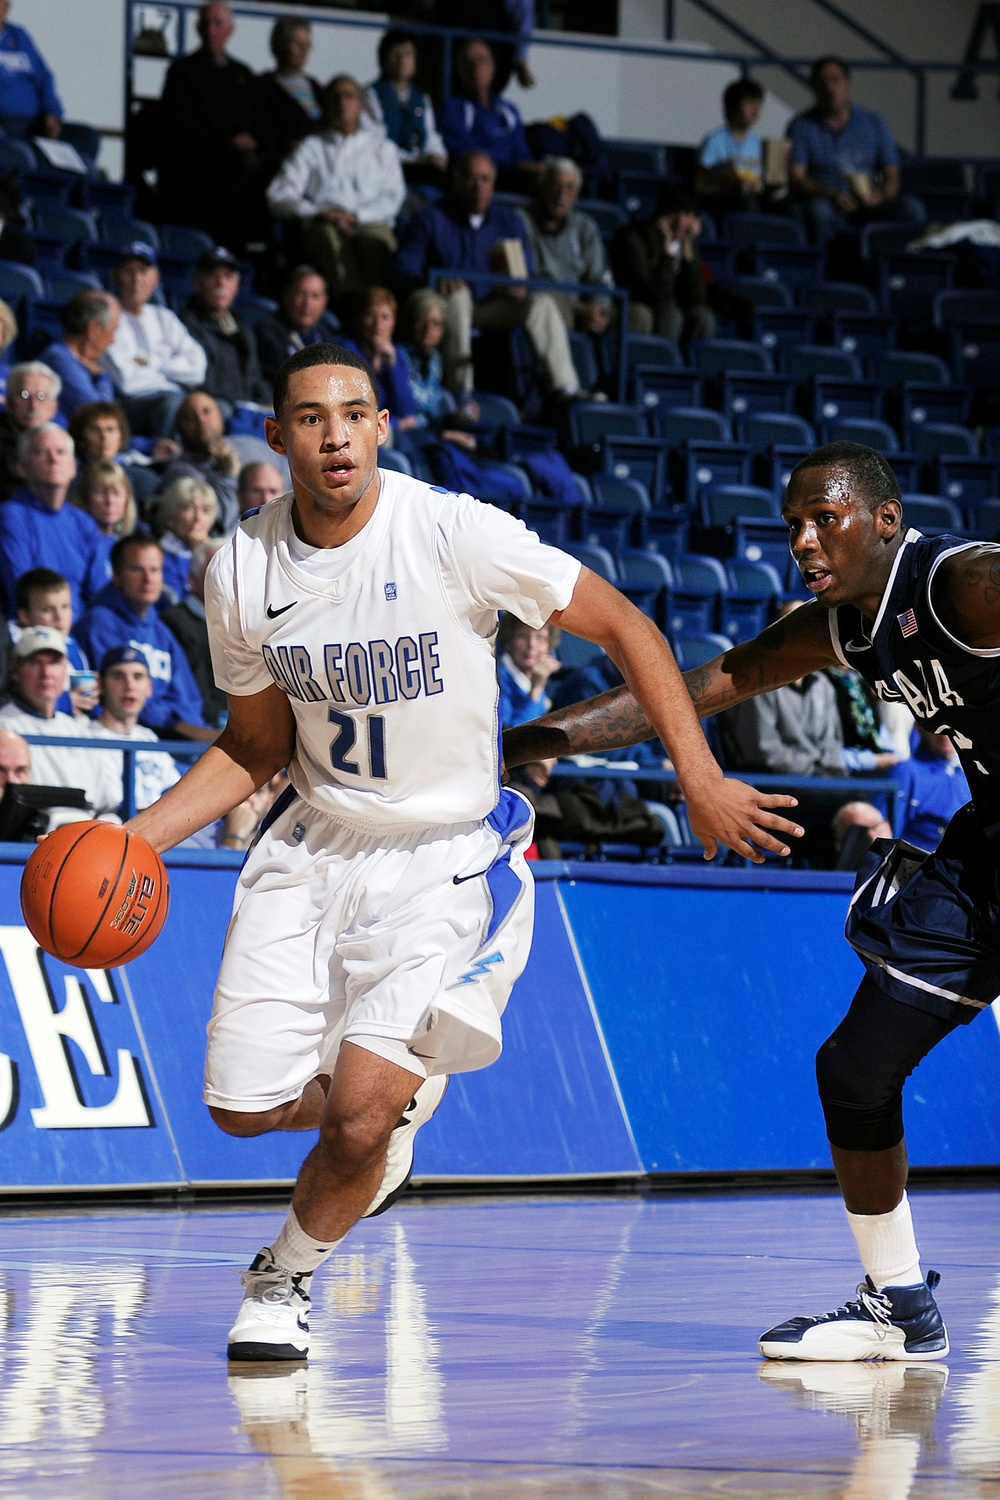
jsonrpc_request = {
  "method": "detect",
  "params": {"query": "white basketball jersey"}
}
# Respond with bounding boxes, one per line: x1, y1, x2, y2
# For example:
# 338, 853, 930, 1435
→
205, 471, 580, 830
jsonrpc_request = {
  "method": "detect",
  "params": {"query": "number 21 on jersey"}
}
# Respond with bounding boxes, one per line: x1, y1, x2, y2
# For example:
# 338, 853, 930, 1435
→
329, 709, 387, 780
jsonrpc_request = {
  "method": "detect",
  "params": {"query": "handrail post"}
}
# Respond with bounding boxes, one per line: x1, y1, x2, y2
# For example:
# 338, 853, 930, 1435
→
617, 289, 630, 403
664, 0, 676, 40
915, 67, 927, 158
123, 750, 137, 822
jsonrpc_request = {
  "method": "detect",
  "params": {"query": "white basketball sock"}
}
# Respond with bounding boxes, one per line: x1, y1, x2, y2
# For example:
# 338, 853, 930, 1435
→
845, 1192, 923, 1290
269, 1205, 343, 1275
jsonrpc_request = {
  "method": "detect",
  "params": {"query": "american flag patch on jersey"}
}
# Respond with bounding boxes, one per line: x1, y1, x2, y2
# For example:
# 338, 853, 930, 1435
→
897, 609, 918, 637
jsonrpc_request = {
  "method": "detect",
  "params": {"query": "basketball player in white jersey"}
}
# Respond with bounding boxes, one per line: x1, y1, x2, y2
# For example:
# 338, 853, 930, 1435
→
128, 342, 800, 1361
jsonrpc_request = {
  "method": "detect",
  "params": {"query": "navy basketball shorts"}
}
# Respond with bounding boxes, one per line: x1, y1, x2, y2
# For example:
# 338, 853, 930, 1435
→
846, 803, 1000, 1025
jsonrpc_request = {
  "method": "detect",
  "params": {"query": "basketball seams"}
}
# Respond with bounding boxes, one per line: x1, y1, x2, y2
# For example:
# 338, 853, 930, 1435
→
62, 826, 133, 963
36, 820, 95, 954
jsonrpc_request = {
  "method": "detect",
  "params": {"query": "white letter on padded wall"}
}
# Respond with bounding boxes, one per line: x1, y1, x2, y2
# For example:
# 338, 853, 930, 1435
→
0, 927, 151, 1129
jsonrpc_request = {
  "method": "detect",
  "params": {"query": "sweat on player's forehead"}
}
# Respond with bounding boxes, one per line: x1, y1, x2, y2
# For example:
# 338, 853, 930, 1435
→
285, 365, 378, 411
784, 465, 860, 513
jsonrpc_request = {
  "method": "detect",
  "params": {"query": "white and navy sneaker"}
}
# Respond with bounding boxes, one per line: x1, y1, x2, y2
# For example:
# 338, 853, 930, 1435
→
363, 1073, 450, 1218
759, 1272, 949, 1362
227, 1249, 311, 1362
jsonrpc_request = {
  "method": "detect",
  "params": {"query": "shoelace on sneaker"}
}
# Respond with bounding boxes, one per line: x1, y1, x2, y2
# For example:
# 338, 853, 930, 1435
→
820, 1280, 893, 1338
239, 1266, 309, 1306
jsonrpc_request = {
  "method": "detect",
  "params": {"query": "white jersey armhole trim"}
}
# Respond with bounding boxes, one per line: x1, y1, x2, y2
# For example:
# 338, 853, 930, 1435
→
926, 540, 1000, 659
827, 606, 850, 668
869, 528, 922, 639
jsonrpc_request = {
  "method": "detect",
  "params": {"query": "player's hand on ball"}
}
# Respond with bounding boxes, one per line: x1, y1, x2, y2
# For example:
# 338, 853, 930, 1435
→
684, 778, 802, 865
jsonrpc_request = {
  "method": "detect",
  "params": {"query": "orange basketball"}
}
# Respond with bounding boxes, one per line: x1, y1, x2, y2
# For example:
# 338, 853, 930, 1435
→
20, 820, 170, 968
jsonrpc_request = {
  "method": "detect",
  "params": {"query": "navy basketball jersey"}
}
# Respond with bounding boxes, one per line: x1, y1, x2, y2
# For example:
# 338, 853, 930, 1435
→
830, 529, 1000, 843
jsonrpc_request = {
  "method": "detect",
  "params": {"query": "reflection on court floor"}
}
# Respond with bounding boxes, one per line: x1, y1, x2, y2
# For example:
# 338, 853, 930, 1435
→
0, 1191, 997, 1498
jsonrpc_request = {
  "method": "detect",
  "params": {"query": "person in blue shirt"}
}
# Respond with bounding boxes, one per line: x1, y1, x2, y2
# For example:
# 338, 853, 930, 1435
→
0, 1, 62, 140
0, 424, 107, 619
894, 727, 971, 853
76, 535, 214, 742
438, 37, 538, 188
39, 290, 119, 423
13, 566, 97, 719
339, 286, 419, 433
392, 150, 583, 399
364, 29, 447, 181
788, 56, 925, 244
697, 78, 765, 215
497, 615, 560, 728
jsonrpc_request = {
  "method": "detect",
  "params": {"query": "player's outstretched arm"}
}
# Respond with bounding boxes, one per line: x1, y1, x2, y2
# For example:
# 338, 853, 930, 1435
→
548, 570, 823, 863
504, 599, 838, 764
126, 683, 295, 853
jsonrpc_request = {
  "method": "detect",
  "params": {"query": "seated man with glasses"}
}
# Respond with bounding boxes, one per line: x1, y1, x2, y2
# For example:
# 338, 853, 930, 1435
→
0, 361, 63, 501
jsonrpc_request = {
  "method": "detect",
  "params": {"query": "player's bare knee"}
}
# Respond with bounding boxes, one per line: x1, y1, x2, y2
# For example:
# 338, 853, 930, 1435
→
318, 1107, 395, 1171
209, 1104, 281, 1137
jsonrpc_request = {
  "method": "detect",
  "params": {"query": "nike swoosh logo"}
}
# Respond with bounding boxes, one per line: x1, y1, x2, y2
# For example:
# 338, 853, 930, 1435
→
266, 601, 297, 619
843, 639, 871, 653
453, 867, 492, 885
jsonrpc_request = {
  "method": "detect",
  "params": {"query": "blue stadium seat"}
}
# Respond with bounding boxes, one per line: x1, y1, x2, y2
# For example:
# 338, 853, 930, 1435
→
909, 423, 978, 459
860, 221, 918, 260
722, 213, 805, 248
949, 319, 1000, 397
602, 436, 669, 506
899, 159, 971, 221
616, 170, 666, 220
555, 631, 604, 671
692, 339, 771, 378
33, 204, 98, 246
653, 406, 729, 444
722, 276, 791, 310
0, 139, 35, 175
643, 513, 690, 559
787, 345, 861, 381
705, 487, 789, 572
45, 268, 102, 300
625, 334, 681, 371
520, 500, 570, 545
79, 180, 136, 220
233, 294, 279, 326
822, 416, 899, 453
896, 382, 973, 438
158, 224, 215, 261
377, 448, 413, 476
619, 548, 673, 625
702, 483, 778, 528
758, 444, 813, 500
878, 351, 950, 387
933, 456, 1000, 505
577, 199, 627, 238
827, 313, 895, 373
885, 453, 922, 492
586, 475, 651, 554
567, 330, 599, 394
878, 253, 955, 328
801, 281, 878, 316
718, 371, 796, 424
99, 217, 161, 252
699, 241, 737, 282
60, 121, 101, 164
602, 140, 665, 174
752, 309, 815, 365
901, 494, 965, 535
677, 440, 752, 506
0, 261, 44, 301
472, 391, 521, 427
749, 245, 825, 292
564, 541, 619, 584
632, 365, 702, 413
720, 559, 784, 642
672, 631, 733, 670
569, 402, 647, 448
808, 376, 884, 426
967, 500, 1000, 541
984, 428, 1000, 459
742, 412, 815, 451
934, 288, 1000, 329
670, 554, 729, 634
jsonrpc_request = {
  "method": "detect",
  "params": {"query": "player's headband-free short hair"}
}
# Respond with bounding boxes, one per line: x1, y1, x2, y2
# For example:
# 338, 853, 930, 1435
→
272, 342, 380, 416
789, 441, 902, 513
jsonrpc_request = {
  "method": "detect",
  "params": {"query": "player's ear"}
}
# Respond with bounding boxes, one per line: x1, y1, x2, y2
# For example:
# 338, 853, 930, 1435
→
264, 416, 287, 456
876, 497, 903, 538
375, 407, 390, 447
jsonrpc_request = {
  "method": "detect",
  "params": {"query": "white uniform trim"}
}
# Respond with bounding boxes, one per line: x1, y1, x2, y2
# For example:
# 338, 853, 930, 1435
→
925, 541, 1000, 659
828, 528, 923, 665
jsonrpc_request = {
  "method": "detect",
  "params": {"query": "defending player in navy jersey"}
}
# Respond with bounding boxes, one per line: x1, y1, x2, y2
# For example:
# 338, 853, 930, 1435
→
504, 439, 1000, 1362
124, 342, 797, 1362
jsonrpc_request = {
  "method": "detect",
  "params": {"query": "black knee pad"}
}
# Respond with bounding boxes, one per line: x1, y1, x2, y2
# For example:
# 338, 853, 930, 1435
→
815, 979, 908, 1153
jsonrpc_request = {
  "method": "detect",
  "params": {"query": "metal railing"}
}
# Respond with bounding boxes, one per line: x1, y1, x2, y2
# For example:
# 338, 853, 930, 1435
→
427, 270, 629, 404
23, 733, 208, 822
123, 0, 1000, 163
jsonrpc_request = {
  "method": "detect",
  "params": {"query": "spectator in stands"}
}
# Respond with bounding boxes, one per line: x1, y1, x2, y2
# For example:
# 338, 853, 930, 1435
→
219, 770, 289, 851
0, 361, 61, 501
0, 627, 120, 818
180, 248, 269, 410
156, 476, 217, 604
164, 391, 239, 532
826, 663, 900, 775
340, 288, 418, 428
76, 536, 213, 742
158, 0, 258, 246
894, 727, 971, 852
719, 631, 845, 779
0, 424, 107, 617
518, 158, 613, 327
612, 186, 716, 342
160, 539, 228, 729
399, 288, 478, 437
0, 728, 30, 786
254, 265, 332, 385
40, 292, 120, 422
0, 177, 35, 267
237, 460, 285, 515
253, 16, 323, 182
364, 30, 447, 179
393, 151, 585, 400
13, 566, 95, 718
438, 38, 538, 186
832, 799, 893, 871
67, 399, 165, 510
92, 647, 182, 813
696, 78, 765, 213
0, 298, 17, 390
0, 1, 62, 140
71, 460, 137, 581
789, 56, 925, 244
498, 616, 560, 726
267, 74, 406, 302
106, 241, 207, 438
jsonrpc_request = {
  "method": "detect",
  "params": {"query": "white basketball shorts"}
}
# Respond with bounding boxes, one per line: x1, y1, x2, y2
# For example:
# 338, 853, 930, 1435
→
204, 786, 535, 1112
